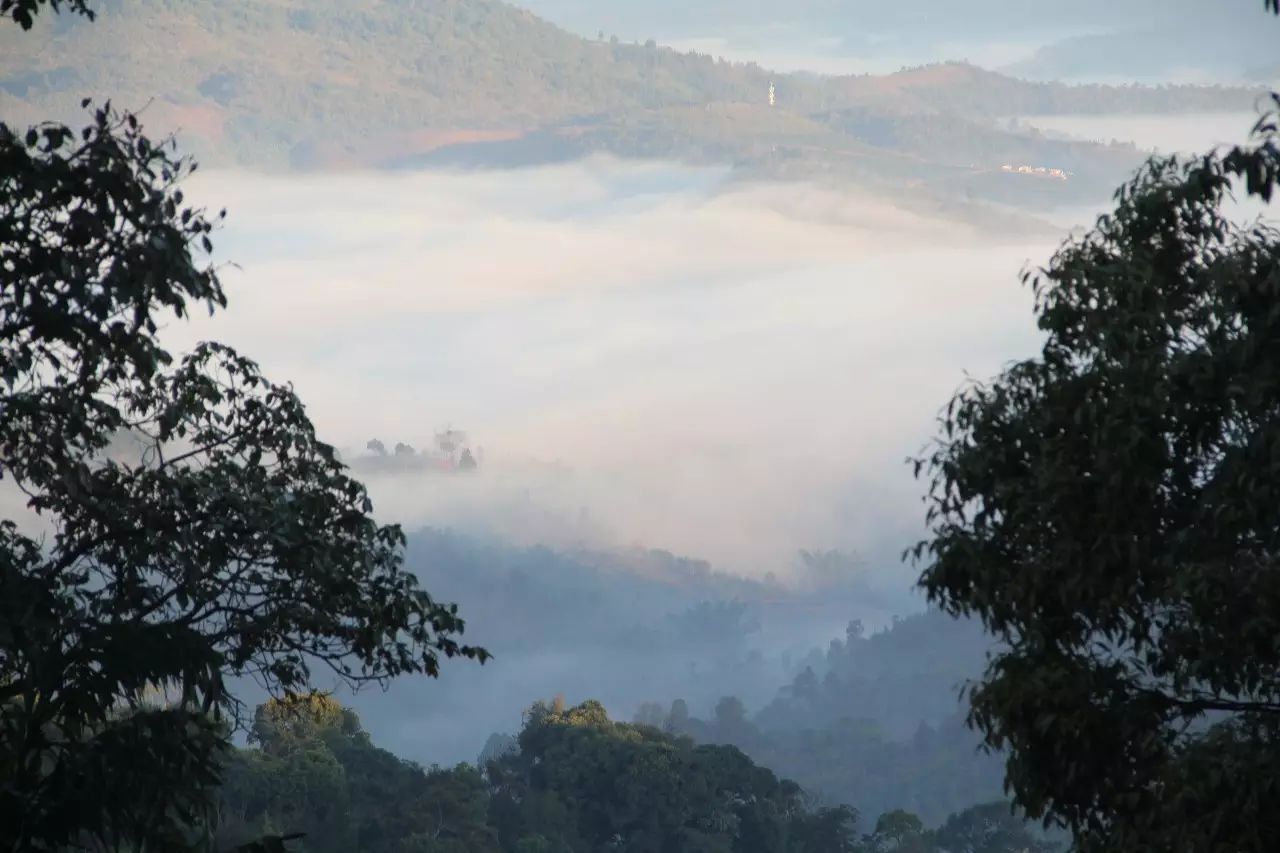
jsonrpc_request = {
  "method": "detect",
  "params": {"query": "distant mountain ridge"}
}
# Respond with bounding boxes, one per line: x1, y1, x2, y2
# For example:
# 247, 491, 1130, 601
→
0, 0, 1264, 205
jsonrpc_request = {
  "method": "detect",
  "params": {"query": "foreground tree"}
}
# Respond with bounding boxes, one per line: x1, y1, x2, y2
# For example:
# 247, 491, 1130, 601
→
912, 103, 1280, 852
1, 11, 485, 850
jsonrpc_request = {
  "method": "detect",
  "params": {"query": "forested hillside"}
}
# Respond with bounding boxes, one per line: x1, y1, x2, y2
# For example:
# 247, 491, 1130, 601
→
360, 528, 1008, 829
628, 611, 1002, 825
646, 702, 1003, 828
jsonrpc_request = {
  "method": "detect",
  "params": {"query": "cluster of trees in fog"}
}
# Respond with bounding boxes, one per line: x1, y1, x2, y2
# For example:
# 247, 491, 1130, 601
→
357, 431, 480, 472
6, 1, 1280, 853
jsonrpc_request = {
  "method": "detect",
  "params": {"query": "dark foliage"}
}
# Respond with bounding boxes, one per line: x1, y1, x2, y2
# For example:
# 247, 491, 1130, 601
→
912, 101, 1280, 852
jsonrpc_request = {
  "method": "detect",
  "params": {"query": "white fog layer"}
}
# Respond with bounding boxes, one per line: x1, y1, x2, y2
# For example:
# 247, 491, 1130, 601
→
170, 160, 1050, 581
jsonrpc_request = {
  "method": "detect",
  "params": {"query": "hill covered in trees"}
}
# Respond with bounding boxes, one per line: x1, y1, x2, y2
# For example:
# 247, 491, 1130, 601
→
0, 0, 1262, 205
625, 610, 1002, 826
641, 700, 1003, 829
256, 528, 1006, 829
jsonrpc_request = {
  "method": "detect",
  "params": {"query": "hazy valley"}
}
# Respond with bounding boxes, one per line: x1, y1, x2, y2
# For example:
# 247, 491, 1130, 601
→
4, 1, 1278, 852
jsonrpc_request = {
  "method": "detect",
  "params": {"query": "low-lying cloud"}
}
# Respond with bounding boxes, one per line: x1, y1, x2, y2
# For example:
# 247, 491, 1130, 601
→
169, 157, 1053, 582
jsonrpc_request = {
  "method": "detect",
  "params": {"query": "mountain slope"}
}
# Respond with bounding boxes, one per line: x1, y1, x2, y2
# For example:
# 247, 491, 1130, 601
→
1, 0, 782, 165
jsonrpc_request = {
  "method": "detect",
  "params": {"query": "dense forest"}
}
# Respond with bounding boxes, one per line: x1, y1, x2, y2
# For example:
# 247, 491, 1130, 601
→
215, 692, 1046, 853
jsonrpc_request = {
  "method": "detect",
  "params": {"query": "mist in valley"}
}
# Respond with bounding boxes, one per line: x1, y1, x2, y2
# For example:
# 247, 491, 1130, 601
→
145, 102, 1266, 772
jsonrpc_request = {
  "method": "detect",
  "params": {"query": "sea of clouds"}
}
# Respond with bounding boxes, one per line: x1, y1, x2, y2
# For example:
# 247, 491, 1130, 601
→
169, 158, 1054, 583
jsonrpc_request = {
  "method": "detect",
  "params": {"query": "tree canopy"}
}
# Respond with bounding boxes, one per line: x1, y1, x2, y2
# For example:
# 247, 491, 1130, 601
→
219, 695, 873, 853
912, 100, 1280, 852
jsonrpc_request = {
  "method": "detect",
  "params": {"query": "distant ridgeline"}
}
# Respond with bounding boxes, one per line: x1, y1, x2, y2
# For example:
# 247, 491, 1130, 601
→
217, 693, 1051, 853
400, 530, 900, 665
391, 530, 1003, 825
0, 0, 1263, 205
